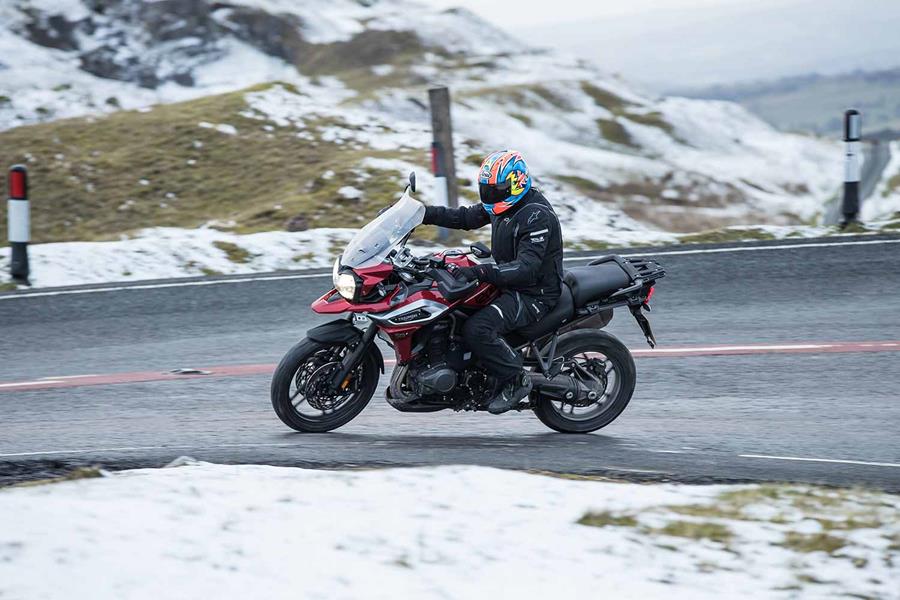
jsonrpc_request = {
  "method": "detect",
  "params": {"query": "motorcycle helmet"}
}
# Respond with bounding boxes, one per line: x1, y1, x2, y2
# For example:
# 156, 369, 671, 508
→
477, 150, 531, 215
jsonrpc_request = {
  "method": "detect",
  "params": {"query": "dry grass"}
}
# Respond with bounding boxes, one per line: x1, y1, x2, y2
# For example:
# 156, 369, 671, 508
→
0, 83, 421, 243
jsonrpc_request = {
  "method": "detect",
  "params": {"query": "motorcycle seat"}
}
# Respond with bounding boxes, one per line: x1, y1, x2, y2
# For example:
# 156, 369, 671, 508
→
564, 263, 631, 307
509, 284, 575, 344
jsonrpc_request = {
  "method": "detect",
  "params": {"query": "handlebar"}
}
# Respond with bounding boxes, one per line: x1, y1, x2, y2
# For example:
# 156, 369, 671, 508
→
426, 266, 479, 301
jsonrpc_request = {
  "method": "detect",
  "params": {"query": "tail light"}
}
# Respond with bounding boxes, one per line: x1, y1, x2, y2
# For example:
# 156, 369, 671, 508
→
645, 286, 655, 302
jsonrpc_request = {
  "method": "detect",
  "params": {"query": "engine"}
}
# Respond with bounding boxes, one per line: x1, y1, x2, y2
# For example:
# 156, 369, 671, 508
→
411, 323, 462, 396
387, 320, 489, 411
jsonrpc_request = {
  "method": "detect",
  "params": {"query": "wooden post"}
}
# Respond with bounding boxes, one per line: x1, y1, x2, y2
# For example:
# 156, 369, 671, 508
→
428, 87, 459, 208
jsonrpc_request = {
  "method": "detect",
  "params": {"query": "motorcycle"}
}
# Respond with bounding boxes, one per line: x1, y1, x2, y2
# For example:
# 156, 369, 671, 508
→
271, 173, 665, 433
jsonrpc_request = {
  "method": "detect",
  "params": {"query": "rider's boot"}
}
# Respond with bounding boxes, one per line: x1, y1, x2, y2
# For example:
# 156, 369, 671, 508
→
487, 371, 532, 415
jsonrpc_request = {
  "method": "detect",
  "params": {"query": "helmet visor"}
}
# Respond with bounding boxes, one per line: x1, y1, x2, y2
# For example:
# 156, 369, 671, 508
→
479, 182, 511, 205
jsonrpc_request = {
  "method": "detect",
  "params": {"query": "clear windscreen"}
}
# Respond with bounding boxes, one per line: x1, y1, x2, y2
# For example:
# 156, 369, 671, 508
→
340, 191, 425, 269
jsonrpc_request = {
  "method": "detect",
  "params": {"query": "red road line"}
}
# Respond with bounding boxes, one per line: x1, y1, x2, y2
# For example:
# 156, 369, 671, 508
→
1, 341, 898, 393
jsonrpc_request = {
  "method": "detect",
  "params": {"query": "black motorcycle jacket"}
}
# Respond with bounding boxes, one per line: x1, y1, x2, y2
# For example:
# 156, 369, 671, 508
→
422, 188, 564, 304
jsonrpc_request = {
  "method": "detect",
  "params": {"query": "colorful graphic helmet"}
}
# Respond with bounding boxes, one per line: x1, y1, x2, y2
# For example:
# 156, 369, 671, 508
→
477, 150, 532, 215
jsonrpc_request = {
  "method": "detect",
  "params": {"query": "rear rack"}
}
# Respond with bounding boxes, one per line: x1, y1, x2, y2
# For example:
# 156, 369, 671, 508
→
588, 255, 666, 284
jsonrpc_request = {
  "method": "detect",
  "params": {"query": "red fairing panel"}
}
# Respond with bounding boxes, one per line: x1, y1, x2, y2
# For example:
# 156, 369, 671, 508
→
309, 253, 500, 363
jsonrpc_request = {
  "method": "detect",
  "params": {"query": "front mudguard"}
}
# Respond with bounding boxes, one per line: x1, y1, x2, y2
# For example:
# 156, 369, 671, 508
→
306, 319, 385, 373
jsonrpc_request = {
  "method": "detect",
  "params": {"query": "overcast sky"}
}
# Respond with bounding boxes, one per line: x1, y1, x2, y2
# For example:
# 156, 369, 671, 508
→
425, 0, 900, 88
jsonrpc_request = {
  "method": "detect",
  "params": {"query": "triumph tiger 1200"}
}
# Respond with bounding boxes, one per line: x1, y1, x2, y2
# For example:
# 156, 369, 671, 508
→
271, 173, 665, 433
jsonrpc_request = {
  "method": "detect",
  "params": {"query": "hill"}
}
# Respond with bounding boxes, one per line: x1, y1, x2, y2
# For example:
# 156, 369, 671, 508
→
0, 0, 850, 287
681, 68, 900, 136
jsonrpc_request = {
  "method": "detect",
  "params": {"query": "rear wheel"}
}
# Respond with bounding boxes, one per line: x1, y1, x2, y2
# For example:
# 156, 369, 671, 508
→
532, 330, 636, 433
271, 339, 379, 432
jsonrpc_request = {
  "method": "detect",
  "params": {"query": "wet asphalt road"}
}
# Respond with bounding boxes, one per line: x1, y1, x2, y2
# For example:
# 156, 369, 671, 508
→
1, 236, 899, 490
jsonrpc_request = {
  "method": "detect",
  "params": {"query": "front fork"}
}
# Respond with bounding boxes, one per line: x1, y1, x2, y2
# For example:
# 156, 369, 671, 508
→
329, 322, 379, 391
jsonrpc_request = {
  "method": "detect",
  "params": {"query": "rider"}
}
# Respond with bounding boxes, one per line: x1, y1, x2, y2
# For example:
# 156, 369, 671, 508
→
422, 150, 564, 414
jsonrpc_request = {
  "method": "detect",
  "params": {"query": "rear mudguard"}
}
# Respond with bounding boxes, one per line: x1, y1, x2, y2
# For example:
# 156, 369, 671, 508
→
306, 319, 385, 373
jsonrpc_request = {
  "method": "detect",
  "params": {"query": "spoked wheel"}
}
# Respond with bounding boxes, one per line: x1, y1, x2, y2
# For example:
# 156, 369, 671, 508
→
532, 330, 636, 433
271, 339, 379, 432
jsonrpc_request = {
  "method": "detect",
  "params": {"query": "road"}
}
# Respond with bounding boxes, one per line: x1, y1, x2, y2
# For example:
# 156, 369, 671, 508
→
1, 236, 899, 490
825, 140, 893, 224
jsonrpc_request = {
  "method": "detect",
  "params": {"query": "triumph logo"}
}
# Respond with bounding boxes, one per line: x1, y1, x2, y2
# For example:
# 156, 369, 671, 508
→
391, 309, 429, 324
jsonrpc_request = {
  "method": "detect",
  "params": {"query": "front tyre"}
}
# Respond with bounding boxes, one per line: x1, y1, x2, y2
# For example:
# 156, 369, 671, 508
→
532, 330, 636, 434
271, 338, 379, 432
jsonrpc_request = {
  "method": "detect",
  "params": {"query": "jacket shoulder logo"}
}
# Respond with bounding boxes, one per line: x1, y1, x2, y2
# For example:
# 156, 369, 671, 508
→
527, 210, 541, 225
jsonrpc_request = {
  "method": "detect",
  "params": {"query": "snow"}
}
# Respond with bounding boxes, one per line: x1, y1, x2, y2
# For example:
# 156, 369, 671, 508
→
862, 141, 900, 221
338, 185, 364, 199
1, 463, 897, 599
198, 121, 238, 135
0, 227, 357, 287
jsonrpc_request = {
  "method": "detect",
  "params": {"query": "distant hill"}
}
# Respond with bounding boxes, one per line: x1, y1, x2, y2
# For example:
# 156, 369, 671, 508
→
0, 0, 841, 247
677, 68, 900, 137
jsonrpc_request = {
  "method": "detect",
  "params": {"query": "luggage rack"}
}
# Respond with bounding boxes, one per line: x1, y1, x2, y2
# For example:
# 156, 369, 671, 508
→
588, 255, 666, 286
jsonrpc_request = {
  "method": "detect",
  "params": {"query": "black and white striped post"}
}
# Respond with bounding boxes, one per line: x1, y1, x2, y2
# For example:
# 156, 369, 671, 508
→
7, 165, 30, 284
841, 109, 861, 228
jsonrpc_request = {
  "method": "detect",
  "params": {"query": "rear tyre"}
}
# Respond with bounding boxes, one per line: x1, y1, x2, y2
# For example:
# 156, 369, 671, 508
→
532, 330, 636, 434
271, 338, 379, 433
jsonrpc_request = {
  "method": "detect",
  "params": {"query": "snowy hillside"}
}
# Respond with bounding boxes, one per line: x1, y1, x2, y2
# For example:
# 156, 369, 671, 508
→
0, 0, 847, 287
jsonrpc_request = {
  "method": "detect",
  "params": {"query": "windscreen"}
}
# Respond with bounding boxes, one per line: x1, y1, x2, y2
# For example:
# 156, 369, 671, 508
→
340, 191, 425, 268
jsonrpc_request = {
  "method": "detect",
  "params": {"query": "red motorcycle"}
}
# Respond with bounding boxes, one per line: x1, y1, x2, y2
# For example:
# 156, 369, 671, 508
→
271, 173, 665, 433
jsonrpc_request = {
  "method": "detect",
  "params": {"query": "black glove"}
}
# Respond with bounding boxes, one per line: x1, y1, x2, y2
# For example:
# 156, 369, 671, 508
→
456, 264, 494, 282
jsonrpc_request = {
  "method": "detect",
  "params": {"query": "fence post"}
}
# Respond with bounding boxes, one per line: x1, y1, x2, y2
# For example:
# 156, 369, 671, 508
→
7, 165, 30, 285
841, 109, 861, 228
428, 87, 457, 242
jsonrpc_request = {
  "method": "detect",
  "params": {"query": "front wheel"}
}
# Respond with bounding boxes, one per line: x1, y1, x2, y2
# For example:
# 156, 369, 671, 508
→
271, 338, 380, 432
532, 330, 636, 434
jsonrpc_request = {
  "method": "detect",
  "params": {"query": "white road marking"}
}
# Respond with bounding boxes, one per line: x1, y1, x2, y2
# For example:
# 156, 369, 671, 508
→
635, 343, 831, 353
2, 238, 897, 301
739, 454, 900, 468
564, 238, 900, 262
0, 272, 331, 300
0, 380, 62, 388
40, 374, 100, 380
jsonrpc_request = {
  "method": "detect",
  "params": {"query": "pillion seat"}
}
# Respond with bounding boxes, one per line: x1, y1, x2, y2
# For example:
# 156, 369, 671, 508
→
564, 263, 631, 306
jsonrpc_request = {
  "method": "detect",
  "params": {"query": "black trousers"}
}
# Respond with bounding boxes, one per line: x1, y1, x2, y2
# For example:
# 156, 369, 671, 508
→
462, 291, 549, 382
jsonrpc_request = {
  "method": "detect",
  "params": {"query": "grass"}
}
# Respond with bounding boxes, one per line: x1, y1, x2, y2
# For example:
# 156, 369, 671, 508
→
509, 113, 533, 127
7, 466, 105, 488
596, 118, 636, 148
577, 511, 638, 528
624, 110, 675, 134
885, 172, 900, 195
679, 227, 777, 244
213, 240, 254, 264
580, 82, 634, 113
0, 281, 18, 292
654, 520, 733, 543
779, 532, 846, 555
0, 83, 426, 243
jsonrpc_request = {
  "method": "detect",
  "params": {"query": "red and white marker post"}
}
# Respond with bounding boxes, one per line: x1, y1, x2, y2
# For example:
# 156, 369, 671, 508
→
7, 165, 30, 284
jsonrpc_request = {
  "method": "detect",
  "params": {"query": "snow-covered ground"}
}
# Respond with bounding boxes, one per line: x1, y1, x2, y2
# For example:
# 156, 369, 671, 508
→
1, 463, 897, 599
4, 218, 898, 289
863, 141, 900, 221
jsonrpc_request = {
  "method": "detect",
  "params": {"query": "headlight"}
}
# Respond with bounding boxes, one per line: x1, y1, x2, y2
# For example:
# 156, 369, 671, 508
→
336, 272, 358, 301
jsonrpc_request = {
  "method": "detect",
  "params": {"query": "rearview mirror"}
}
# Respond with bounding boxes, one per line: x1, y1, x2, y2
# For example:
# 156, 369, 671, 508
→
408, 171, 416, 193
470, 241, 491, 259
